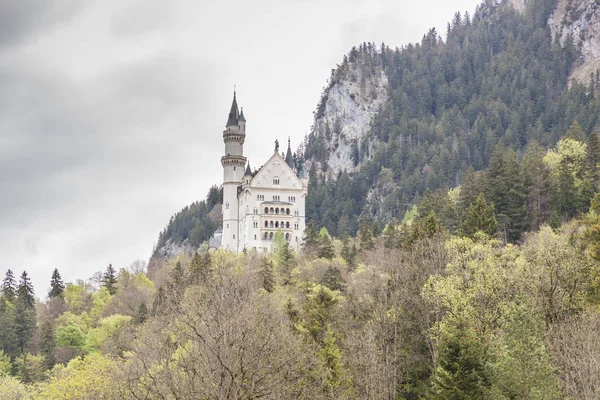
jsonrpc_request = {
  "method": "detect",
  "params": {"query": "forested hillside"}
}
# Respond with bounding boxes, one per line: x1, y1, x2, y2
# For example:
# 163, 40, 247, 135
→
3, 200, 600, 398
301, 0, 600, 238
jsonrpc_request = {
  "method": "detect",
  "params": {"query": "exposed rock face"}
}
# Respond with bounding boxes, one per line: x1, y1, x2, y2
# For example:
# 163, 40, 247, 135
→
549, 0, 600, 60
308, 61, 388, 175
508, 0, 600, 84
507, 0, 530, 14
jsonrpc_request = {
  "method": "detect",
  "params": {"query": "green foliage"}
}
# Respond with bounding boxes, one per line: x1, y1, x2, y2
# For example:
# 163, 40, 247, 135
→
16, 272, 34, 309
0, 375, 32, 400
2, 270, 16, 302
430, 316, 489, 400
39, 321, 56, 371
301, 285, 340, 343
317, 228, 335, 260
101, 264, 118, 295
14, 353, 45, 383
461, 194, 497, 237
303, 220, 321, 254
489, 301, 561, 399
320, 266, 345, 292
48, 269, 65, 299
259, 257, 275, 293
0, 351, 11, 377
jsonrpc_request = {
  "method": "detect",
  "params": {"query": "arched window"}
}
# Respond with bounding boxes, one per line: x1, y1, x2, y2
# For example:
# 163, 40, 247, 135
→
269, 232, 273, 240
281, 221, 284, 228
264, 207, 268, 214
225, 202, 229, 209
275, 221, 279, 228
270, 221, 274, 228
286, 208, 290, 215
285, 233, 289, 241
273, 177, 280, 185
264, 233, 268, 240
264, 221, 268, 228
286, 222, 290, 228
275, 208, 279, 215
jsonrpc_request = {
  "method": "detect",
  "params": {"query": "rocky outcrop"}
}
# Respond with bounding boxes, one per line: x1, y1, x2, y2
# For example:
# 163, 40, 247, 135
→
307, 57, 388, 175
510, 0, 600, 84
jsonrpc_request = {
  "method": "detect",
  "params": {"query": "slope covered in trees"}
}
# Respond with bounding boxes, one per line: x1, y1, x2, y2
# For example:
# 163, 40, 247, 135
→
4, 202, 600, 398
301, 0, 600, 238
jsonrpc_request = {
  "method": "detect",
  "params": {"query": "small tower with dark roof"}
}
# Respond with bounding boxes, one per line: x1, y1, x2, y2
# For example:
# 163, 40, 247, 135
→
285, 137, 295, 170
221, 90, 247, 251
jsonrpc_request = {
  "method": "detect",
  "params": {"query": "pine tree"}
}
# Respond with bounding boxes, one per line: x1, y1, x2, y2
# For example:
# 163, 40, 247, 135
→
2, 269, 16, 302
134, 303, 148, 324
303, 220, 321, 254
39, 321, 55, 370
48, 268, 65, 299
317, 229, 335, 260
587, 132, 600, 190
320, 266, 345, 292
0, 297, 19, 360
101, 264, 118, 295
565, 120, 585, 143
16, 271, 35, 309
14, 273, 36, 353
358, 222, 374, 251
259, 258, 275, 293
461, 194, 497, 237
189, 252, 211, 284
430, 316, 489, 399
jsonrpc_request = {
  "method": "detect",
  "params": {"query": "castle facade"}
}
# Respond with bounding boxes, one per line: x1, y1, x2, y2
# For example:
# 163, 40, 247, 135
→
220, 92, 307, 252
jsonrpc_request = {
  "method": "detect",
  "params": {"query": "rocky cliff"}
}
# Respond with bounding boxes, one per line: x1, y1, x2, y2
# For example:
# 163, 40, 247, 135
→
510, 0, 600, 84
303, 47, 388, 175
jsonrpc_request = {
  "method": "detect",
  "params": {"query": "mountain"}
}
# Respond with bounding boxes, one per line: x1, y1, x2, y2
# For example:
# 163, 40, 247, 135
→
151, 0, 600, 263
300, 0, 600, 238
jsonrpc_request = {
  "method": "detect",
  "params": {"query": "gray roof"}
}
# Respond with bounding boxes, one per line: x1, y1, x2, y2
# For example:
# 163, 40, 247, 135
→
244, 160, 252, 176
285, 138, 294, 169
238, 107, 246, 122
226, 92, 239, 127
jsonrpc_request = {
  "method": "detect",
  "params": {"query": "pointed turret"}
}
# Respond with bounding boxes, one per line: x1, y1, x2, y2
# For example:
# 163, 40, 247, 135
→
285, 137, 295, 169
238, 107, 246, 122
226, 91, 239, 127
244, 160, 252, 176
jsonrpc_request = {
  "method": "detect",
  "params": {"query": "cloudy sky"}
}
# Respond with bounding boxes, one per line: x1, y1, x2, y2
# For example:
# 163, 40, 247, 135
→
1, 0, 481, 295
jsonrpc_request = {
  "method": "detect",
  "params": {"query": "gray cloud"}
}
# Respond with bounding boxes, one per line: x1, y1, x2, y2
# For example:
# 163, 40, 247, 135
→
0, 0, 84, 47
0, 0, 482, 293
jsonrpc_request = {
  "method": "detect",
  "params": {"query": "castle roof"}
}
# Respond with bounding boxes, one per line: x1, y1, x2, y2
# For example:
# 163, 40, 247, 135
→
285, 137, 294, 169
244, 160, 252, 176
238, 107, 246, 122
226, 91, 239, 127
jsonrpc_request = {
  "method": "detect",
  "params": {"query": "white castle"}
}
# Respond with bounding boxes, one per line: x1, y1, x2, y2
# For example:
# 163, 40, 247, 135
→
220, 91, 307, 252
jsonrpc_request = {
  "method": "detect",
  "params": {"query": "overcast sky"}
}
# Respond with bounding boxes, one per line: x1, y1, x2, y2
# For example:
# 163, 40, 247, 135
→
0, 0, 481, 296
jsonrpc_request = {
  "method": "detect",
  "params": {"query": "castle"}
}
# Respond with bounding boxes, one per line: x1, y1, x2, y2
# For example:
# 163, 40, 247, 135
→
220, 92, 307, 252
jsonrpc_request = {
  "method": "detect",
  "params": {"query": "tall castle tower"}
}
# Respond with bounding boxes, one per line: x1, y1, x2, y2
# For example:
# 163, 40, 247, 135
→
221, 91, 247, 250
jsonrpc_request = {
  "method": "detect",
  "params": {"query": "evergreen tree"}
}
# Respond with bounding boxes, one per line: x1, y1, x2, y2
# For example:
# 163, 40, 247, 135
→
2, 270, 16, 302
39, 321, 56, 370
461, 194, 497, 237
48, 268, 65, 299
358, 221, 374, 251
259, 258, 275, 293
320, 266, 345, 292
587, 132, 600, 190
430, 316, 489, 399
565, 120, 585, 143
190, 252, 212, 285
101, 264, 118, 295
14, 283, 36, 353
0, 298, 19, 360
16, 271, 34, 309
134, 303, 148, 324
489, 301, 560, 399
340, 235, 357, 269
303, 220, 321, 254
317, 229, 335, 260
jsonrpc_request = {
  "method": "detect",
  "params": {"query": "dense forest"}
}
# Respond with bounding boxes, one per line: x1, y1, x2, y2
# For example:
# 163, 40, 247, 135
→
3, 196, 600, 398
300, 0, 600, 238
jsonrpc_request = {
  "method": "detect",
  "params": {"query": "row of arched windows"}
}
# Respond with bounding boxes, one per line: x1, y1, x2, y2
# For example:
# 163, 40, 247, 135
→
264, 207, 291, 215
262, 232, 292, 241
264, 221, 290, 229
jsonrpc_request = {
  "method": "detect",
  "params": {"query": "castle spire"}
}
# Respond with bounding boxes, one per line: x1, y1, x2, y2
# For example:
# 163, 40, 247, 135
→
244, 160, 252, 176
226, 90, 239, 127
285, 136, 294, 169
